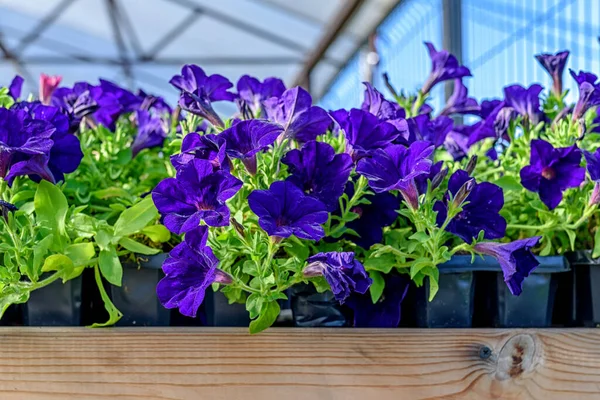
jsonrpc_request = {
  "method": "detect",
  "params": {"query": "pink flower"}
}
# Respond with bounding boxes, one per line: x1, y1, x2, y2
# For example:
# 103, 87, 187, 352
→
39, 74, 62, 105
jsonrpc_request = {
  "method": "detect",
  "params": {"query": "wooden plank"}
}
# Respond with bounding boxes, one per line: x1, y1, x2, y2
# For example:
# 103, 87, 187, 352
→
0, 328, 599, 399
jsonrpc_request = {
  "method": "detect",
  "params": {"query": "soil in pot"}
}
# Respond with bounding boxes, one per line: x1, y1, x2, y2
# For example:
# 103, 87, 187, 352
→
289, 283, 351, 327
22, 275, 83, 326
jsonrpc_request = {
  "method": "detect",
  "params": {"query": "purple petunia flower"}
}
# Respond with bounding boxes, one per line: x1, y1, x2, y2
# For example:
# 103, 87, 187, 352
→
535, 51, 569, 97
520, 139, 584, 210
132, 110, 167, 158
171, 132, 228, 172
264, 86, 330, 143
248, 180, 328, 241
407, 114, 453, 148
474, 236, 542, 296
8, 76, 24, 100
434, 170, 506, 242
503, 84, 544, 126
466, 101, 511, 147
478, 99, 503, 119
303, 251, 372, 303
219, 119, 283, 174
584, 148, 600, 205
339, 181, 399, 249
444, 125, 475, 161
51, 82, 100, 129
356, 141, 434, 209
169, 64, 235, 128
152, 159, 242, 234
157, 226, 233, 318
282, 140, 353, 212
360, 82, 406, 130
137, 89, 172, 116
421, 42, 472, 95
415, 160, 444, 195
236, 75, 286, 116
440, 79, 480, 116
346, 274, 410, 327
335, 109, 400, 161
570, 70, 600, 121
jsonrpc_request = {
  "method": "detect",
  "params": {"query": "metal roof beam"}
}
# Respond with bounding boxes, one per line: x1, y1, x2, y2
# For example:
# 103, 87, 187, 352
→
3, 55, 303, 65
105, 0, 134, 88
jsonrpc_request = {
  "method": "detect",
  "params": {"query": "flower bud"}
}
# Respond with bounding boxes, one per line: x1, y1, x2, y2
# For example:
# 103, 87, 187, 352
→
230, 217, 245, 238
452, 178, 475, 208
214, 269, 234, 285
0, 199, 17, 223
590, 182, 600, 206
430, 167, 448, 191
303, 261, 325, 278
465, 155, 478, 175
399, 180, 419, 210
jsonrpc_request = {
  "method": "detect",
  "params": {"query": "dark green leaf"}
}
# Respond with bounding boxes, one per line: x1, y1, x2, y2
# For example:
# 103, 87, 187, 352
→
494, 176, 523, 191
90, 265, 122, 327
118, 237, 160, 255
364, 253, 395, 274
285, 240, 309, 261
369, 270, 385, 303
249, 301, 280, 334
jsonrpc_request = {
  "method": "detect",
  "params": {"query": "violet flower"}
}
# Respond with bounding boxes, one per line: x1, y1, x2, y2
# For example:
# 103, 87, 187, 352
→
520, 139, 584, 210
474, 237, 542, 296
434, 170, 506, 242
408, 114, 453, 147
535, 51, 569, 97
237, 75, 286, 116
361, 82, 406, 128
219, 119, 283, 174
503, 84, 544, 126
169, 64, 235, 128
39, 74, 62, 105
171, 133, 228, 172
137, 89, 172, 116
570, 70, 600, 121
8, 76, 23, 100
440, 79, 480, 116
346, 274, 410, 327
585, 148, 600, 205
51, 82, 100, 128
341, 181, 399, 249
132, 110, 167, 158
303, 251, 372, 303
248, 180, 328, 241
336, 109, 399, 161
421, 42, 471, 95
466, 101, 510, 147
157, 226, 233, 318
282, 140, 353, 212
264, 86, 330, 142
444, 125, 475, 161
356, 141, 434, 209
152, 159, 242, 234
415, 160, 444, 195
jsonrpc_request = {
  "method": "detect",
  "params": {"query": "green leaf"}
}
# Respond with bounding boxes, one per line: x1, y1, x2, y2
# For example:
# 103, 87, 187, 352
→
246, 293, 264, 319
565, 229, 577, 252
425, 267, 440, 301
242, 260, 259, 276
285, 240, 309, 261
41, 254, 82, 282
90, 265, 122, 327
409, 232, 430, 243
92, 187, 133, 200
113, 197, 158, 238
118, 237, 160, 255
369, 270, 385, 303
249, 301, 280, 334
593, 228, 600, 259
140, 224, 171, 243
410, 258, 431, 279
0, 287, 29, 320
99, 247, 123, 286
31, 234, 55, 280
34, 180, 68, 249
64, 243, 95, 265
311, 276, 331, 293
95, 229, 113, 250
364, 253, 395, 274
494, 176, 523, 191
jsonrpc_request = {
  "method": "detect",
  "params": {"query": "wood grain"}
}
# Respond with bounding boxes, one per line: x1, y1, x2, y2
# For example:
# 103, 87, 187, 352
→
0, 328, 599, 399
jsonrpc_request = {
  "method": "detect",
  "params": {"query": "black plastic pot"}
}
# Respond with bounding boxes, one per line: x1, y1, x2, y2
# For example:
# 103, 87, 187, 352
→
289, 283, 350, 327
490, 256, 568, 328
204, 287, 250, 327
111, 254, 171, 327
414, 257, 476, 328
566, 250, 600, 327
22, 275, 83, 326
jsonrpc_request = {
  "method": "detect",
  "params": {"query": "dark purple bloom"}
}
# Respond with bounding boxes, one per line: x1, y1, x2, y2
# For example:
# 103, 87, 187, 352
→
8, 76, 23, 100
434, 170, 506, 242
336, 109, 399, 161
152, 159, 242, 234
219, 119, 283, 174
584, 148, 600, 181
171, 133, 228, 172
466, 101, 510, 147
282, 140, 353, 212
137, 89, 172, 116
347, 274, 410, 327
479, 99, 503, 119
0, 199, 17, 222
570, 70, 600, 121
236, 75, 286, 116
361, 82, 406, 122
169, 64, 235, 128
415, 160, 443, 195
520, 139, 584, 210
342, 181, 399, 249
503, 84, 544, 125
535, 51, 569, 96
474, 236, 541, 296
356, 141, 434, 208
264, 87, 330, 142
132, 110, 167, 158
407, 114, 453, 147
440, 79, 480, 116
444, 125, 475, 161
51, 82, 100, 128
248, 180, 328, 241
421, 42, 472, 95
303, 251, 372, 303
157, 226, 232, 318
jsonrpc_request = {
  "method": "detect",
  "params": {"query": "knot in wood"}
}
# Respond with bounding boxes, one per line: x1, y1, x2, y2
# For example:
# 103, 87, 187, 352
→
494, 333, 537, 381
